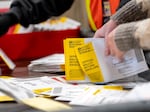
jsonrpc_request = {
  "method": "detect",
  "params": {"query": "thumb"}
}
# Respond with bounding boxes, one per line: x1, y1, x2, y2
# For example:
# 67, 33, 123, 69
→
93, 29, 105, 38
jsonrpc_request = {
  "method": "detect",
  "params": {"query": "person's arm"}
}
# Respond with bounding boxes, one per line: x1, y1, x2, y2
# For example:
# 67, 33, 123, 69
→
0, 0, 74, 36
107, 0, 150, 54
105, 18, 150, 60
114, 19, 150, 51
10, 0, 74, 27
111, 0, 150, 25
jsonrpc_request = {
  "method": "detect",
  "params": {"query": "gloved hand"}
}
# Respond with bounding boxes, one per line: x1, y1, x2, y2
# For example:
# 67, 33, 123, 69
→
0, 12, 19, 37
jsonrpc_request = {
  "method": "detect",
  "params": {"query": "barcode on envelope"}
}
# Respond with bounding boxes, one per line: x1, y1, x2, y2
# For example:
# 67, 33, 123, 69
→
134, 49, 144, 62
52, 87, 63, 94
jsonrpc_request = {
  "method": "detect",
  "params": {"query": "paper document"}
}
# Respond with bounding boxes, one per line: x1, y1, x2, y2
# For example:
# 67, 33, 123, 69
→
0, 48, 16, 70
28, 53, 65, 73
0, 78, 35, 103
69, 87, 128, 106
12, 17, 80, 34
0, 76, 71, 112
122, 82, 150, 102
64, 38, 148, 83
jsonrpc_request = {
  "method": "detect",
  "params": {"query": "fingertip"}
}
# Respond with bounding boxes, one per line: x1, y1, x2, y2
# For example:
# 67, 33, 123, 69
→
105, 48, 110, 56
105, 50, 108, 56
117, 54, 125, 62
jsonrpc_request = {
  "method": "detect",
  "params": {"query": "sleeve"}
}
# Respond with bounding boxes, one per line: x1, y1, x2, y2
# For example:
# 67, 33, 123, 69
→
9, 0, 74, 27
114, 19, 150, 51
111, 0, 150, 25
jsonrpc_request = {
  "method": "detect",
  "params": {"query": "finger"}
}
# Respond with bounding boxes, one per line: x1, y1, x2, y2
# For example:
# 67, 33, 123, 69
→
105, 45, 110, 56
105, 32, 115, 56
113, 43, 125, 61
110, 48, 115, 56
115, 50, 125, 61
93, 29, 104, 38
104, 36, 110, 56
93, 31, 99, 38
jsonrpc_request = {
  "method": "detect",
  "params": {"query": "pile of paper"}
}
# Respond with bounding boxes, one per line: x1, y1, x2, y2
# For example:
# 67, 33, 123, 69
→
0, 76, 128, 106
28, 53, 65, 73
0, 75, 150, 108
12, 17, 80, 34
0, 76, 71, 112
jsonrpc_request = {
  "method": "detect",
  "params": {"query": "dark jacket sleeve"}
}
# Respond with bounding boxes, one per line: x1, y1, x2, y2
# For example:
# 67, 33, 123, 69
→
9, 0, 74, 27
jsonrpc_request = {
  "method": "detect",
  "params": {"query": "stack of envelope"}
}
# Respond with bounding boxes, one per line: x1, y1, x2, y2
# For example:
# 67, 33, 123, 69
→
28, 54, 65, 73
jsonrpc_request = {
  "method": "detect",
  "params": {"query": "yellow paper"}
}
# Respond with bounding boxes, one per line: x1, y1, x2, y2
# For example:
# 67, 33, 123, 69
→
33, 88, 52, 95
0, 95, 14, 102
0, 48, 16, 70
75, 42, 104, 82
0, 76, 13, 79
64, 38, 86, 81
22, 97, 71, 112
103, 85, 123, 90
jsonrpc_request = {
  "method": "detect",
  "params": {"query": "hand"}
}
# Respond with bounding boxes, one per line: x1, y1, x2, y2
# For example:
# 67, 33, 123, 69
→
0, 14, 10, 36
0, 13, 18, 37
106, 29, 125, 61
94, 20, 117, 38
93, 20, 117, 56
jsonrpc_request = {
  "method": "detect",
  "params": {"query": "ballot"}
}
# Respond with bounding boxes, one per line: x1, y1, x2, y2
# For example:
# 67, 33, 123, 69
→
64, 38, 148, 83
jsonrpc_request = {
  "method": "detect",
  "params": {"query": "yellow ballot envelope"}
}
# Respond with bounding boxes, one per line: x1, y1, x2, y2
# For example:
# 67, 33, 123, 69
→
64, 38, 148, 83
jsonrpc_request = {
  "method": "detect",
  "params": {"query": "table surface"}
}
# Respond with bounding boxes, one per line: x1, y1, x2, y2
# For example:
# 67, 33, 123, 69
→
0, 60, 150, 112
0, 60, 70, 112
1, 60, 59, 77
0, 61, 44, 111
